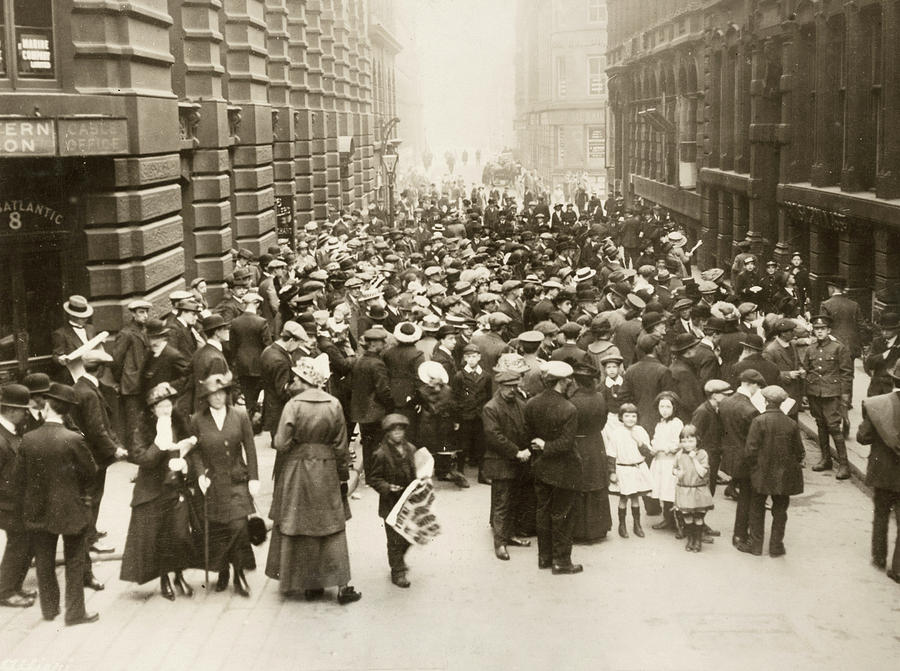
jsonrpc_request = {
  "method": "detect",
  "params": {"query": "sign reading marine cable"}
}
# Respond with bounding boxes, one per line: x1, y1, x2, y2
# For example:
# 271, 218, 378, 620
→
0, 118, 128, 156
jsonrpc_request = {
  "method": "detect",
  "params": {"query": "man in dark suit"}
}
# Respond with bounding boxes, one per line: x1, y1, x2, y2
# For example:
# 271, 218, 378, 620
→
111, 299, 151, 450
731, 334, 781, 390
496, 281, 525, 338
19, 383, 99, 625
141, 318, 190, 400
550, 322, 588, 366
719, 369, 763, 548
51, 295, 97, 384
820, 278, 862, 436
430, 326, 459, 379
525, 361, 582, 574
763, 319, 805, 407
229, 293, 272, 420
621, 333, 676, 434
166, 298, 204, 358
350, 328, 394, 473
483, 369, 532, 560
864, 312, 900, 398
260, 321, 307, 441
190, 314, 232, 413
382, 322, 426, 431
72, 350, 126, 587
620, 215, 642, 268
669, 334, 704, 420
856, 361, 900, 584
0, 384, 35, 608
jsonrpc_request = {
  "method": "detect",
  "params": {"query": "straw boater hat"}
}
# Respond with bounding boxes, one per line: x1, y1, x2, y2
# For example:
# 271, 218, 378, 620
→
394, 321, 422, 344
63, 295, 93, 318
418, 361, 449, 385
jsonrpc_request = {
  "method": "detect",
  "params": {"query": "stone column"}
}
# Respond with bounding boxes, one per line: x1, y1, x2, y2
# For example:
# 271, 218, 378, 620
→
840, 226, 873, 317
266, 0, 295, 245
873, 226, 900, 314
734, 40, 751, 174
877, 0, 900, 198
731, 194, 748, 252
840, 1, 869, 192
748, 38, 782, 257
703, 45, 721, 169
288, 0, 313, 230
320, 0, 341, 213
358, 3, 375, 205
175, 0, 233, 297
810, 10, 839, 187
775, 21, 799, 266
699, 184, 718, 268
305, 0, 328, 219
719, 47, 735, 171
716, 191, 733, 266
808, 222, 840, 311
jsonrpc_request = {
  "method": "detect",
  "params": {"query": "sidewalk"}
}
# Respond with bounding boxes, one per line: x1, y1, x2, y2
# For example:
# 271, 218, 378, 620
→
796, 360, 871, 494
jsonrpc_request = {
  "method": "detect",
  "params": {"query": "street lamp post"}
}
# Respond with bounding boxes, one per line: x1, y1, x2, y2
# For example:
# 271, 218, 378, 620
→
383, 150, 399, 230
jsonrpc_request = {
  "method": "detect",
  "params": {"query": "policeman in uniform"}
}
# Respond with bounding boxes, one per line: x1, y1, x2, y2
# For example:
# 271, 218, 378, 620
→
801, 314, 854, 480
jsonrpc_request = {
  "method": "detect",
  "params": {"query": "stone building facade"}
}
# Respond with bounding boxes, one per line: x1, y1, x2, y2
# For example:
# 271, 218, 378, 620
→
606, 0, 900, 316
0, 0, 378, 376
514, 0, 609, 197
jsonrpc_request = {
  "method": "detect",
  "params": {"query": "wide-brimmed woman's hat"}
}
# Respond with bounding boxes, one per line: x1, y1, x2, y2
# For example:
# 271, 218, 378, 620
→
199, 372, 233, 398
418, 360, 448, 385
146, 382, 179, 406
63, 295, 93, 318
292, 353, 330, 387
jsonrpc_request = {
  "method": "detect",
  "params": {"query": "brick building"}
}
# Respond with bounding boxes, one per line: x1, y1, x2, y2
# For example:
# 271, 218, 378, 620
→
606, 0, 900, 316
0, 0, 380, 376
514, 0, 609, 197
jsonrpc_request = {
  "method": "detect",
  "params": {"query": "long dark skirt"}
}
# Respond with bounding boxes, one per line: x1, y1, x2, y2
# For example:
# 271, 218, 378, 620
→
207, 518, 256, 572
572, 488, 613, 543
265, 525, 350, 593
120, 494, 201, 584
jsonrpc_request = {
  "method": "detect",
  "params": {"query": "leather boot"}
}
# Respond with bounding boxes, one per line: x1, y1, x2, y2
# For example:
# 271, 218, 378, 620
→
833, 435, 851, 480
160, 574, 175, 601
684, 525, 694, 552
215, 568, 229, 592
617, 508, 628, 538
233, 566, 250, 598
811, 427, 832, 471
173, 572, 193, 597
632, 507, 645, 538
673, 510, 685, 539
693, 526, 703, 552
652, 503, 674, 530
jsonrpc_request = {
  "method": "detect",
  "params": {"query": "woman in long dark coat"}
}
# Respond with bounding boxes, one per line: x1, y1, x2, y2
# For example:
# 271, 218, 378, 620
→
569, 364, 612, 542
188, 373, 258, 597
120, 382, 199, 599
266, 355, 362, 604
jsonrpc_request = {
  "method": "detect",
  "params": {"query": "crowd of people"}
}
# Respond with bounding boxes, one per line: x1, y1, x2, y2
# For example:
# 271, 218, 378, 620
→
1, 183, 899, 626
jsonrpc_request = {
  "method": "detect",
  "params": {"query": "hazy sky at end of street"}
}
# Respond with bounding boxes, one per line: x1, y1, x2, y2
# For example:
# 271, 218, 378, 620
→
411, 0, 517, 158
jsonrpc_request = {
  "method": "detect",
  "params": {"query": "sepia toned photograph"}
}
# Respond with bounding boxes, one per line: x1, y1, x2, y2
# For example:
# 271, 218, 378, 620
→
0, 1, 897, 669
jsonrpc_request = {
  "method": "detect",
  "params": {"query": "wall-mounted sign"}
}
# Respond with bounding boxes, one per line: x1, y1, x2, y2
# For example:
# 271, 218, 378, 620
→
58, 118, 128, 156
0, 119, 57, 156
0, 199, 66, 237
16, 29, 54, 78
587, 126, 606, 162
275, 195, 295, 245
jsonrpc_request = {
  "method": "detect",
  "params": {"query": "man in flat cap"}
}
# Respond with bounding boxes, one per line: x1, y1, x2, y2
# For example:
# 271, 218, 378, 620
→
525, 361, 582, 574
864, 313, 900, 398
229, 292, 272, 425
719, 369, 764, 547
497, 280, 525, 338
112, 299, 152, 450
801, 314, 853, 479
856, 360, 900, 583
742, 385, 805, 557
762, 318, 805, 410
482, 369, 533, 561
260, 321, 308, 449
470, 313, 512, 375
350, 328, 394, 474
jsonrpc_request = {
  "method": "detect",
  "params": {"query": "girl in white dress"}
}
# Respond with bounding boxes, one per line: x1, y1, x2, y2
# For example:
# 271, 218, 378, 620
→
605, 403, 653, 539
649, 392, 683, 534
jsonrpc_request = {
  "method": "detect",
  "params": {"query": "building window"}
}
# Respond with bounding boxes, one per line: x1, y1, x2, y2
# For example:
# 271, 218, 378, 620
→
556, 126, 566, 165
556, 56, 567, 98
588, 56, 604, 96
0, 0, 56, 84
588, 0, 603, 23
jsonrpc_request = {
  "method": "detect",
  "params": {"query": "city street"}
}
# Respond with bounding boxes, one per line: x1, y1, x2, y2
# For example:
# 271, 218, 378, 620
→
0, 432, 896, 671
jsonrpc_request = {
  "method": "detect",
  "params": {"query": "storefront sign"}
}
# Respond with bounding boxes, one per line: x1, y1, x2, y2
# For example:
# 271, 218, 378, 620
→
16, 30, 54, 78
0, 119, 57, 156
587, 126, 606, 161
58, 118, 128, 156
0, 199, 66, 236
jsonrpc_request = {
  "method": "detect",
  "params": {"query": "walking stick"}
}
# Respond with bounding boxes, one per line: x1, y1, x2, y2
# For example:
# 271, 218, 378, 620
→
203, 482, 210, 593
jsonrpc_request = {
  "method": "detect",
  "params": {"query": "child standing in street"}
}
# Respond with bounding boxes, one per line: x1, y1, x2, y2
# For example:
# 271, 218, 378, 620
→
605, 403, 653, 539
649, 392, 684, 535
673, 424, 715, 552
367, 414, 418, 588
